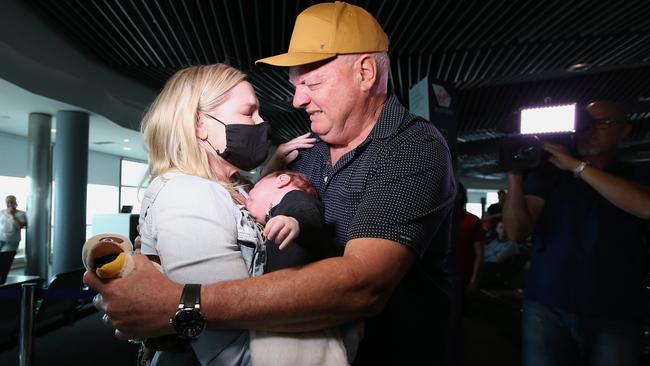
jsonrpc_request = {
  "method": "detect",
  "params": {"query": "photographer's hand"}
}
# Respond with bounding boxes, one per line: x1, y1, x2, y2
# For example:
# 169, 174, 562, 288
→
542, 142, 580, 172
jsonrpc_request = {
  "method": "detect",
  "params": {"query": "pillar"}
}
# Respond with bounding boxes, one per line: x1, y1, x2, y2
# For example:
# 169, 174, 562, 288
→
25, 113, 52, 278
52, 111, 88, 275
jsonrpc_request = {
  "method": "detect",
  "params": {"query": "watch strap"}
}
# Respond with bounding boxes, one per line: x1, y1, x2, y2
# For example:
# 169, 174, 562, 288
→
573, 161, 589, 178
179, 284, 201, 308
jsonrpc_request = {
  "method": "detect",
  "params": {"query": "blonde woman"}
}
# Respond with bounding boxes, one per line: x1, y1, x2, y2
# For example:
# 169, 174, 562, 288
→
137, 64, 348, 366
138, 64, 269, 365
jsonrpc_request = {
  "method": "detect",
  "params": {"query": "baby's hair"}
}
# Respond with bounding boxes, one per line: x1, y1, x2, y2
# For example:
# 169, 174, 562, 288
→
263, 170, 318, 199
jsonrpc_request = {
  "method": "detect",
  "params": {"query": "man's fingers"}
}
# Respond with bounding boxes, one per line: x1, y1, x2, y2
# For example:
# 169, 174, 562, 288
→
83, 270, 106, 292
102, 313, 114, 328
132, 252, 157, 270
93, 293, 107, 312
114, 329, 131, 341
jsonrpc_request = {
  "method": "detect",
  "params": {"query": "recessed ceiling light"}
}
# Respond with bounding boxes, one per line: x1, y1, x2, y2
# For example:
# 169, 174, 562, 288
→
567, 63, 591, 72
123, 138, 130, 143
51, 128, 56, 132
123, 147, 132, 151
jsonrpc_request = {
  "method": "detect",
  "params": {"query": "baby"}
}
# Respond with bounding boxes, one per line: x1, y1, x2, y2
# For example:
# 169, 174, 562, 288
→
245, 170, 336, 272
245, 170, 356, 365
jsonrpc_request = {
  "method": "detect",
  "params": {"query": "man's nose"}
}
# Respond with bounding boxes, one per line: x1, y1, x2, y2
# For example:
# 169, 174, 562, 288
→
292, 87, 310, 109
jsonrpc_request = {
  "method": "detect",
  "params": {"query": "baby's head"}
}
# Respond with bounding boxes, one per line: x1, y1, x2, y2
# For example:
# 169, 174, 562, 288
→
246, 170, 317, 224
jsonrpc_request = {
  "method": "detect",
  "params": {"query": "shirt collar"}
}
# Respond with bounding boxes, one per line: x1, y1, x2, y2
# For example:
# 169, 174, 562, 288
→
367, 94, 407, 140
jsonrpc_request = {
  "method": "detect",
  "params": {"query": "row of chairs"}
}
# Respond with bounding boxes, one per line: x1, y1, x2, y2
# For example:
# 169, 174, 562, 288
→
0, 267, 96, 351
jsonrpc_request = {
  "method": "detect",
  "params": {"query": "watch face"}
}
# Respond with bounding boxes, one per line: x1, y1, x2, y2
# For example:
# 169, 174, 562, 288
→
172, 308, 206, 340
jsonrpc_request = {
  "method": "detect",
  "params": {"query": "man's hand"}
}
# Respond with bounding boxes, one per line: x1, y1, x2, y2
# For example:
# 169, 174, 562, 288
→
262, 133, 316, 175
263, 215, 299, 250
543, 142, 581, 172
83, 254, 183, 339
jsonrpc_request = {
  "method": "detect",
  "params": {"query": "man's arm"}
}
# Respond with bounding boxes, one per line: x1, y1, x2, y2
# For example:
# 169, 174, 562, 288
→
544, 142, 650, 219
577, 165, 650, 219
84, 237, 415, 339
9, 210, 26, 229
503, 172, 545, 241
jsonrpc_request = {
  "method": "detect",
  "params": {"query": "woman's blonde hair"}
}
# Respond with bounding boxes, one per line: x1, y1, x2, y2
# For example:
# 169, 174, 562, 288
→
142, 64, 247, 183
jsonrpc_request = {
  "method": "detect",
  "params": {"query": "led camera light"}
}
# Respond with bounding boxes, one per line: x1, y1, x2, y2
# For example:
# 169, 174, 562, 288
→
520, 103, 576, 135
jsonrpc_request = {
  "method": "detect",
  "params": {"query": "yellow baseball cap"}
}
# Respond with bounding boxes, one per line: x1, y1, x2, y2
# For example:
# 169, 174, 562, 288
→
256, 1, 388, 67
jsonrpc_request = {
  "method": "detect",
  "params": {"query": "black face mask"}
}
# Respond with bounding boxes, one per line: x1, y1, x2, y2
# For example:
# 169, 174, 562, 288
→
203, 114, 271, 171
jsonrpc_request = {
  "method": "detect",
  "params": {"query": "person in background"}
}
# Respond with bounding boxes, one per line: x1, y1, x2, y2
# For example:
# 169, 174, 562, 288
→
0, 195, 27, 252
484, 220, 519, 264
504, 100, 650, 366
483, 189, 506, 240
456, 183, 485, 297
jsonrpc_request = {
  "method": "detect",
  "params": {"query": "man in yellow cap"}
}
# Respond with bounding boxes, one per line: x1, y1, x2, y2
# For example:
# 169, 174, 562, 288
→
86, 2, 455, 365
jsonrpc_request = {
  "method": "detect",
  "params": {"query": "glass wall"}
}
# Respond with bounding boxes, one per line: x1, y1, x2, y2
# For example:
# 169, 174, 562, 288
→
466, 188, 501, 218
86, 184, 119, 238
119, 159, 148, 215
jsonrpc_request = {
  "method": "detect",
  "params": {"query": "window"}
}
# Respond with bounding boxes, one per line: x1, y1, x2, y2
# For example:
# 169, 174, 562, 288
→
466, 203, 484, 219
120, 159, 148, 215
86, 184, 119, 237
466, 188, 504, 219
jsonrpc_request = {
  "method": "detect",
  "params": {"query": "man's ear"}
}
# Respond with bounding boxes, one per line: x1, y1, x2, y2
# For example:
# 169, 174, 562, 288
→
356, 54, 378, 92
275, 174, 292, 188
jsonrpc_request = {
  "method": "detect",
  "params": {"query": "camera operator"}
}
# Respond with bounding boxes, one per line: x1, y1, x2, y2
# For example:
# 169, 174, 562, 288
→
503, 100, 650, 366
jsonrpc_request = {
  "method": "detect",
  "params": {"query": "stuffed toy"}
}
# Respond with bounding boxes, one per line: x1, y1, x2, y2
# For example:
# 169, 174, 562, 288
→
82, 233, 135, 279
82, 233, 182, 365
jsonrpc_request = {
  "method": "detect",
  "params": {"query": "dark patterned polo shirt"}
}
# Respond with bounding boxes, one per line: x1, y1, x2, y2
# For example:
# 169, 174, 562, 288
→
290, 95, 456, 260
289, 95, 456, 364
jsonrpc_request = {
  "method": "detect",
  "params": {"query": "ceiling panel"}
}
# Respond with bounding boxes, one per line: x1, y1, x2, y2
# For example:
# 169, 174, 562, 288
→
30, 0, 650, 178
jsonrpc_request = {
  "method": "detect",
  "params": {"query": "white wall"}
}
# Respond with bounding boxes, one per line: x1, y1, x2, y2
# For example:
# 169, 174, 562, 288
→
0, 131, 122, 184
0, 132, 29, 177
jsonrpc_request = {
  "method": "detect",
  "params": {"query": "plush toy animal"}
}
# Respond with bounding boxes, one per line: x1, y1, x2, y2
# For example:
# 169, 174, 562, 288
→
82, 233, 135, 279
82, 233, 181, 366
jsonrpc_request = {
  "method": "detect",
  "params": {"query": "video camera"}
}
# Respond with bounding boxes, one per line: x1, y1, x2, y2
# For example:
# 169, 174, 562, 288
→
499, 103, 589, 171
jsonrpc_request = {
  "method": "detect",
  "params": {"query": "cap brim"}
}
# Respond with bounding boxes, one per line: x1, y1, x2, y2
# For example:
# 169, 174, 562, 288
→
255, 52, 336, 67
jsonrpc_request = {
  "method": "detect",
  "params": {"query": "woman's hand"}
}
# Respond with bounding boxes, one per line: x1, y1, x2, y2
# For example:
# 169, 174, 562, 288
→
262, 133, 316, 175
263, 215, 300, 250
84, 254, 183, 339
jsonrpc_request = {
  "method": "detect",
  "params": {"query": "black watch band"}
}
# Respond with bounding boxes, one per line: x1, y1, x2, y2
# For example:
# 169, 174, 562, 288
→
171, 284, 206, 340
179, 284, 201, 308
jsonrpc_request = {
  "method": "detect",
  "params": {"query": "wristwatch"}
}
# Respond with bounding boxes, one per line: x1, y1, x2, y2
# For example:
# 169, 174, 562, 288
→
573, 161, 589, 178
170, 284, 206, 340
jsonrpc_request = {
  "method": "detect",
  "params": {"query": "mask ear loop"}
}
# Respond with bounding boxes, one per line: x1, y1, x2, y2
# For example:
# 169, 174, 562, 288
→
199, 113, 226, 153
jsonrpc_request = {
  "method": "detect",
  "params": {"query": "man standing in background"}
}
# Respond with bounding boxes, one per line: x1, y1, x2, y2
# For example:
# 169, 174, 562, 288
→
0, 195, 27, 252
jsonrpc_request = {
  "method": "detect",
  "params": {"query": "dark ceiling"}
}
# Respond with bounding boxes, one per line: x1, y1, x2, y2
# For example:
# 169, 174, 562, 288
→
30, 0, 650, 179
